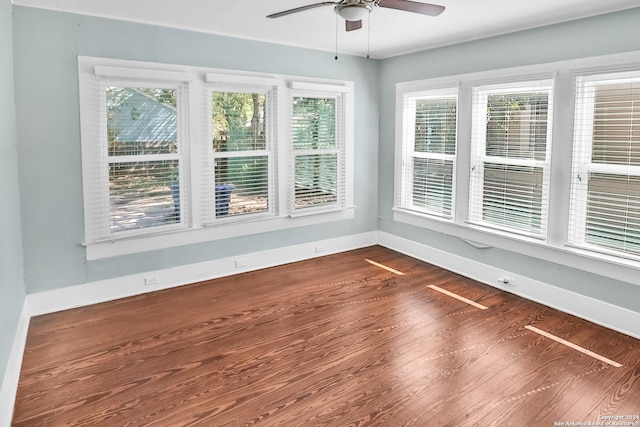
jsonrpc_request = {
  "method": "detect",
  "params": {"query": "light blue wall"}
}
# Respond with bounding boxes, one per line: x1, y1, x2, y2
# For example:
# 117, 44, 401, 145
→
378, 8, 640, 312
12, 6, 379, 293
0, 0, 26, 385
8, 4, 640, 315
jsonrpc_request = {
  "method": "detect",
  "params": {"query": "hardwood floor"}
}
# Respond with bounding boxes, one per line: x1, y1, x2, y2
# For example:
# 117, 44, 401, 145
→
12, 246, 640, 426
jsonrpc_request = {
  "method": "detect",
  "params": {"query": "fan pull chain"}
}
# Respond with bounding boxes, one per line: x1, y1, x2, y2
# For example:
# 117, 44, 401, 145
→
366, 12, 371, 59
335, 14, 339, 60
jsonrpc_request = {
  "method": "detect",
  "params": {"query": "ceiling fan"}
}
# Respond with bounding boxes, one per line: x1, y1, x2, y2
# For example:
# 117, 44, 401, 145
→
267, 0, 445, 32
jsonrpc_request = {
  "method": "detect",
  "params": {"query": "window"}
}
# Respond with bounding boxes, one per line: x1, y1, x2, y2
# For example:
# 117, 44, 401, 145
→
291, 91, 346, 212
106, 86, 184, 233
81, 71, 191, 244
394, 53, 640, 277
78, 58, 354, 259
569, 70, 640, 259
397, 86, 458, 218
208, 86, 276, 221
469, 79, 554, 237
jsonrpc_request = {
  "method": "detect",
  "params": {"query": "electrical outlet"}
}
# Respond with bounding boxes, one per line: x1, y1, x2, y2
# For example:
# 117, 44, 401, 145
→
144, 276, 159, 286
315, 245, 325, 253
235, 258, 247, 268
498, 276, 516, 287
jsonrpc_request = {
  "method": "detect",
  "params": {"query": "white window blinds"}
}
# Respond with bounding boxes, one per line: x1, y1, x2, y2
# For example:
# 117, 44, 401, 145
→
399, 87, 458, 218
469, 79, 554, 237
290, 91, 346, 212
85, 81, 189, 243
568, 70, 640, 258
206, 86, 276, 222
80, 57, 356, 258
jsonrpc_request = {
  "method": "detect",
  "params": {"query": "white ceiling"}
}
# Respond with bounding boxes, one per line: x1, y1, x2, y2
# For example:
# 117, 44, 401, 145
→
12, 0, 640, 59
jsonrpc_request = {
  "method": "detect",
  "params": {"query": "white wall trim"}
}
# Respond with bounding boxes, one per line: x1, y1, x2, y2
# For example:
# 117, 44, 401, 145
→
28, 232, 377, 317
378, 231, 640, 340
0, 301, 30, 427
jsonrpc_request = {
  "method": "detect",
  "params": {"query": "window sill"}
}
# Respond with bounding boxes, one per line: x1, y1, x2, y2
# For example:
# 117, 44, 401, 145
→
564, 243, 640, 271
85, 208, 355, 260
289, 205, 354, 218
392, 207, 454, 226
392, 208, 640, 286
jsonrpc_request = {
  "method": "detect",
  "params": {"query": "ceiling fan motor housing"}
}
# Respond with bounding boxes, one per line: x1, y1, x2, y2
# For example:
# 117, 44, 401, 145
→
334, 0, 374, 21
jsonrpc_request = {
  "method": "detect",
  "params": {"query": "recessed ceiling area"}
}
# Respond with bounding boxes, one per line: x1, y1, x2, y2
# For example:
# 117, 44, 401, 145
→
11, 0, 640, 58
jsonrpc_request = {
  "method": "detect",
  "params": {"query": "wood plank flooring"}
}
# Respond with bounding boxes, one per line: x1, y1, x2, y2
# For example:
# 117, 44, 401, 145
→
12, 246, 640, 426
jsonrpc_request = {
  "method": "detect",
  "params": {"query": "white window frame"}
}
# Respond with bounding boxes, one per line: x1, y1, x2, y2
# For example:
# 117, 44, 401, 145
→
568, 70, 640, 261
396, 84, 458, 219
204, 80, 279, 225
468, 79, 554, 239
79, 57, 355, 260
289, 87, 348, 215
80, 62, 193, 245
393, 51, 640, 285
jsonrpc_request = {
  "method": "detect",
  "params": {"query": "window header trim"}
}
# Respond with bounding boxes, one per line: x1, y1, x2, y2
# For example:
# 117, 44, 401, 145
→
94, 65, 192, 82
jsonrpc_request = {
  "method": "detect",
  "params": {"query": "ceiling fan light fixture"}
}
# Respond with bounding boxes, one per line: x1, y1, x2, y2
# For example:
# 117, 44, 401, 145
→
334, 4, 372, 22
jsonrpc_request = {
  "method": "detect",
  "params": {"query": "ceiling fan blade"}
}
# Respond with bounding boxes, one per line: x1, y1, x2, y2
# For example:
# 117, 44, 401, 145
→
345, 20, 362, 31
378, 0, 445, 17
267, 2, 338, 19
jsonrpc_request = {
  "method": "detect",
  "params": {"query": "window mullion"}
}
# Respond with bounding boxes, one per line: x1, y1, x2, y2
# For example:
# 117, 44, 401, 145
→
412, 151, 455, 161
108, 153, 181, 163
293, 148, 339, 157
212, 149, 271, 159
481, 156, 549, 169
587, 163, 640, 176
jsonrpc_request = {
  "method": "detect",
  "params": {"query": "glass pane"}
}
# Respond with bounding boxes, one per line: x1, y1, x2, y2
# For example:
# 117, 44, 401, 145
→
106, 87, 178, 156
109, 160, 180, 232
482, 163, 543, 232
215, 155, 268, 217
586, 173, 640, 255
412, 158, 453, 216
292, 97, 336, 150
486, 92, 548, 160
212, 92, 267, 152
295, 154, 337, 208
592, 82, 640, 166
414, 98, 456, 155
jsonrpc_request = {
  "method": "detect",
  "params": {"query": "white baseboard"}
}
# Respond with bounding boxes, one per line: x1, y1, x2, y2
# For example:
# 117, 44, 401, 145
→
0, 302, 30, 427
27, 231, 378, 317
378, 231, 640, 340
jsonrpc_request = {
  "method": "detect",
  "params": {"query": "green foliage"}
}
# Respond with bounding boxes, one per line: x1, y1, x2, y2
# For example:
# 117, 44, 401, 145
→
414, 98, 456, 154
486, 93, 547, 133
212, 92, 265, 151
138, 88, 177, 107
291, 97, 337, 193
292, 97, 336, 150
486, 92, 549, 160
212, 91, 267, 187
